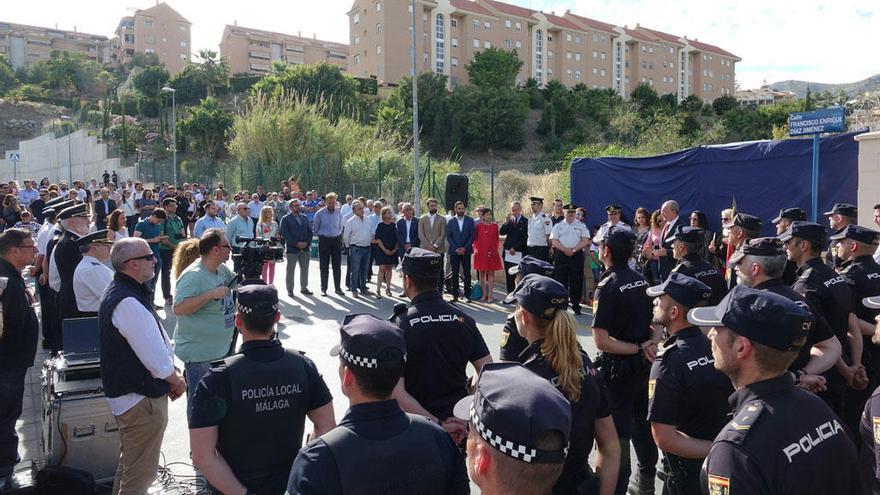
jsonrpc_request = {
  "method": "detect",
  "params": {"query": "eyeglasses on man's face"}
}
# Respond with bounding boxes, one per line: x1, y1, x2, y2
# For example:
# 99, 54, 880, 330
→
125, 253, 156, 263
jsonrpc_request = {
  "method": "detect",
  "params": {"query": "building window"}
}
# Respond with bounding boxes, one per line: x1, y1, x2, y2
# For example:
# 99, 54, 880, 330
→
423, 13, 428, 21
535, 29, 543, 85
515, 22, 521, 31
648, 62, 654, 70
567, 69, 572, 78
566, 33, 572, 42
566, 51, 571, 60
376, 1, 381, 11
178, 25, 187, 32
144, 48, 154, 54
435, 14, 445, 74
593, 50, 598, 58
473, 38, 480, 48
180, 41, 187, 48
144, 20, 153, 28
505, 39, 512, 49
451, 18, 457, 27
180, 54, 187, 61
377, 45, 382, 54
648, 78, 654, 86
600, 69, 606, 76
408, 1, 413, 13
484, 41, 491, 48
548, 50, 553, 57
575, 35, 581, 44
547, 34, 552, 41
702, 69, 707, 76
641, 45, 646, 52
145, 36, 155, 44
473, 19, 480, 29
600, 52, 606, 60
575, 52, 581, 61
354, 35, 360, 45
515, 40, 522, 48
484, 21, 491, 31
648, 46, 654, 53
592, 67, 598, 75
354, 54, 360, 65
505, 19, 511, 29
575, 70, 581, 80
354, 13, 360, 24
451, 57, 458, 66
451, 37, 458, 47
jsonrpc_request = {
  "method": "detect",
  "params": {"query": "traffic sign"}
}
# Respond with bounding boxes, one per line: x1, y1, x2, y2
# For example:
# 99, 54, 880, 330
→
7, 153, 20, 162
789, 107, 846, 137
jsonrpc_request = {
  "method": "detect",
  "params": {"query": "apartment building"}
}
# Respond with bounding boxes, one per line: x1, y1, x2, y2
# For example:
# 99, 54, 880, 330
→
109, 2, 191, 74
220, 24, 348, 76
0, 22, 109, 70
347, 0, 740, 102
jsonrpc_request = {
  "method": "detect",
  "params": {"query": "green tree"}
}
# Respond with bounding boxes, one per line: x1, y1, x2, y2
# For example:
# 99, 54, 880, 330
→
380, 72, 449, 140
0, 56, 17, 96
128, 52, 162, 69
630, 83, 659, 111
251, 63, 360, 120
712, 95, 738, 115
166, 65, 207, 105
178, 97, 234, 161
132, 65, 170, 98
465, 48, 523, 89
193, 49, 229, 97
454, 86, 528, 150
679, 94, 704, 113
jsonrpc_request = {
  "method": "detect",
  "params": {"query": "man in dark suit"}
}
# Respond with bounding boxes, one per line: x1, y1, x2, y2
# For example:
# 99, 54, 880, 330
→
93, 187, 117, 230
396, 202, 420, 257
447, 201, 475, 302
499, 201, 528, 294
657, 200, 681, 280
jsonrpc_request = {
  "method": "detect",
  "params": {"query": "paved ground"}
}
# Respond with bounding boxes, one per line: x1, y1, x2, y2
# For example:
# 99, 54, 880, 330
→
13, 257, 657, 493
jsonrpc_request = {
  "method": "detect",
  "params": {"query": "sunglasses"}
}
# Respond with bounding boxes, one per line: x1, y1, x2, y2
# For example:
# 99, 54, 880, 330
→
125, 253, 156, 263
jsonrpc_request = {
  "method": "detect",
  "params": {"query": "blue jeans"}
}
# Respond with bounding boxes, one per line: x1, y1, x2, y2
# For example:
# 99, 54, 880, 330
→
0, 369, 27, 473
184, 360, 214, 424
349, 245, 370, 292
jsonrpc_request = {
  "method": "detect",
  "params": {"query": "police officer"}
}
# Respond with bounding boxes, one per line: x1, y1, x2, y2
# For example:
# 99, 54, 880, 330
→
499, 256, 555, 361
42, 199, 74, 353
824, 202, 858, 268
833, 225, 880, 434
526, 197, 553, 262
771, 207, 806, 285
52, 203, 90, 332
730, 237, 841, 391
859, 295, 880, 494
668, 226, 728, 305
645, 273, 732, 495
287, 314, 469, 494
189, 285, 336, 495
592, 226, 658, 495
72, 230, 114, 317
781, 221, 864, 418
35, 200, 62, 350
721, 212, 762, 291
593, 204, 632, 246
692, 286, 865, 495
506, 274, 619, 494
550, 203, 591, 315
391, 248, 492, 435
452, 362, 572, 495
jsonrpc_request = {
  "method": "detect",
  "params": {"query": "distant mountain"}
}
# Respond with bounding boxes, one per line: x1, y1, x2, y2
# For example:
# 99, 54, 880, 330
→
768, 74, 880, 98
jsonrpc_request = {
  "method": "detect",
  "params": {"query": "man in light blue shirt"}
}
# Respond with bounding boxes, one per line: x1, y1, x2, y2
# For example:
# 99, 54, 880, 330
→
313, 193, 344, 296
340, 195, 353, 220
18, 180, 38, 208
246, 194, 263, 236
193, 201, 226, 238
226, 202, 254, 273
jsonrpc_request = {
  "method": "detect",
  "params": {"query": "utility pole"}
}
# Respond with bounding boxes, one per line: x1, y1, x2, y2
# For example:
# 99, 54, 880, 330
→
411, 0, 421, 216
162, 86, 178, 186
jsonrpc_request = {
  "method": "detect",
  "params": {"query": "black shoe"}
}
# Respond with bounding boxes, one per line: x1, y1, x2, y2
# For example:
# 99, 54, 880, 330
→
352, 291, 360, 298
398, 291, 407, 298
301, 289, 313, 295
452, 296, 459, 303
287, 291, 294, 298
321, 291, 328, 297
573, 307, 582, 315
335, 289, 345, 296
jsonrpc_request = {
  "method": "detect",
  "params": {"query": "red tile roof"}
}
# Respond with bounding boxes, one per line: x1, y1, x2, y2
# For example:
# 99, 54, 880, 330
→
451, 0, 497, 16
685, 37, 740, 60
564, 12, 617, 33
481, 0, 535, 18
623, 27, 653, 42
544, 13, 582, 31
634, 25, 684, 45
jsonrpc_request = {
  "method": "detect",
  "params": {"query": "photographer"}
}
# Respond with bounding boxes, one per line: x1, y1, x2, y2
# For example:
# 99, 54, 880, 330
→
226, 203, 254, 274
172, 228, 238, 422
159, 197, 187, 306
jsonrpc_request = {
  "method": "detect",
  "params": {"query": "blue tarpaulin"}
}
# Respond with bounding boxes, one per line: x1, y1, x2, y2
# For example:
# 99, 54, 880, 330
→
569, 131, 863, 236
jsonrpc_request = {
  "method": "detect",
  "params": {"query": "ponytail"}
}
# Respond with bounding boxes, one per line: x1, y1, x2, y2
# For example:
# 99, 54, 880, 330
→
535, 309, 583, 402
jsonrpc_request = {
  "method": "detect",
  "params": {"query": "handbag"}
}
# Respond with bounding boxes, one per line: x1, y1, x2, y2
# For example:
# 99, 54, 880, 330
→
470, 282, 483, 300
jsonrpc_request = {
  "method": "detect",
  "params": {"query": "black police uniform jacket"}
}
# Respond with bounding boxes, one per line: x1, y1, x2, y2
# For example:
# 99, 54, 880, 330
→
702, 374, 865, 495
287, 400, 470, 495
393, 290, 490, 420
671, 254, 729, 305
499, 314, 529, 362
0, 257, 39, 371
592, 264, 652, 345
519, 340, 611, 493
55, 229, 85, 321
859, 385, 880, 495
840, 255, 880, 383
792, 258, 855, 364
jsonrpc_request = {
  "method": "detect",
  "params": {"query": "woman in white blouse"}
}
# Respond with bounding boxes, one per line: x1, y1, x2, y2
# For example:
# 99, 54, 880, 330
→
120, 189, 138, 236
107, 209, 130, 241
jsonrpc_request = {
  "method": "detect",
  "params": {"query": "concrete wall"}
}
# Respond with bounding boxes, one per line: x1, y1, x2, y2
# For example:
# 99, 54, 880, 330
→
856, 131, 880, 227
0, 130, 134, 184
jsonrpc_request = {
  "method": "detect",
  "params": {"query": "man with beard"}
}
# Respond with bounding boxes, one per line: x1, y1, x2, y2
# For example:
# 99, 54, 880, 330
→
313, 193, 345, 297
417, 198, 447, 293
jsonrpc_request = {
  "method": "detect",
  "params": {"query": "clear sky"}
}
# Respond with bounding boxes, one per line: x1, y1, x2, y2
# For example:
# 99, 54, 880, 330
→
3, 0, 876, 90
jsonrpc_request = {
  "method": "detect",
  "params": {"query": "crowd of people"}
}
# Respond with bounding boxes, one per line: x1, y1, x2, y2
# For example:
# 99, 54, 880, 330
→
5, 171, 880, 495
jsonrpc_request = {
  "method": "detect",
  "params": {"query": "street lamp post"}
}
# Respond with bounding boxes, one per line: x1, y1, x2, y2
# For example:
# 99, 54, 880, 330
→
60, 115, 72, 184
161, 86, 177, 186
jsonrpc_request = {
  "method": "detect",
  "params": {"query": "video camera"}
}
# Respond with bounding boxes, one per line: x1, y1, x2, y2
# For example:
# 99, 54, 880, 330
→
233, 236, 285, 280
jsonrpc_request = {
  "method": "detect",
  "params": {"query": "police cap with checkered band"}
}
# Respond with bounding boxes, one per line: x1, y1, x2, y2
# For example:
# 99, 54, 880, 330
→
401, 247, 443, 278
330, 313, 406, 370
235, 284, 279, 316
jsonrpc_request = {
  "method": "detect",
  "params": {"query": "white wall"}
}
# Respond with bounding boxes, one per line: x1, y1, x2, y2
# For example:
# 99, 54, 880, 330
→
856, 131, 880, 227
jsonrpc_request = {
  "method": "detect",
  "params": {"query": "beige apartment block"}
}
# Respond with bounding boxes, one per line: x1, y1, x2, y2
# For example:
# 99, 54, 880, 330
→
348, 0, 739, 103
220, 24, 348, 76
110, 2, 191, 74
0, 22, 109, 70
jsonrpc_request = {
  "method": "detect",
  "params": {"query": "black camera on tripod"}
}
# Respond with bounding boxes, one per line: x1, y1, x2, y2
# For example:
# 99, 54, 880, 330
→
232, 236, 285, 279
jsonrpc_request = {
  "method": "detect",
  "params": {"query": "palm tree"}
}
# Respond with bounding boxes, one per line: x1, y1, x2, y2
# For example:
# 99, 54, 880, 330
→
195, 49, 229, 98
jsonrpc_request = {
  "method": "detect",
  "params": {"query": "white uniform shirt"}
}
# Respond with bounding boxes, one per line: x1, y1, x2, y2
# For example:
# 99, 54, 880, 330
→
550, 220, 591, 249
36, 222, 56, 256
592, 221, 632, 250
73, 255, 114, 312
49, 247, 62, 291
527, 212, 554, 247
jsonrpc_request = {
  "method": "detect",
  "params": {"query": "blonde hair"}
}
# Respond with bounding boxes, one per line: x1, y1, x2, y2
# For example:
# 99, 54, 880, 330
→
259, 205, 274, 224
380, 206, 393, 221
532, 309, 584, 402
172, 238, 201, 279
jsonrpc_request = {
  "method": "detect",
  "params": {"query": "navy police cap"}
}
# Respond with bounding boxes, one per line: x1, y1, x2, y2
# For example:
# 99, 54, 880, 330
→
401, 247, 443, 278
646, 273, 712, 309
728, 237, 785, 265
236, 284, 279, 315
503, 274, 569, 319
453, 362, 571, 464
688, 285, 811, 351
823, 203, 857, 218
668, 226, 704, 244
778, 221, 826, 244
75, 230, 113, 246
507, 255, 555, 276
829, 224, 880, 245
771, 207, 806, 224
602, 225, 637, 252
723, 213, 762, 232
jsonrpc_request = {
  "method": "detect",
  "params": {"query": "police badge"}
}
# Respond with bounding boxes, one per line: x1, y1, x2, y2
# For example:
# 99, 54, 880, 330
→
707, 474, 730, 495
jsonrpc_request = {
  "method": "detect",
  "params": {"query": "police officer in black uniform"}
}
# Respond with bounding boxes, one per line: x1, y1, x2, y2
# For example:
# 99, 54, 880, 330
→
781, 221, 864, 418
692, 286, 866, 495
721, 213, 762, 292
287, 313, 469, 495
824, 202, 858, 269
506, 273, 618, 494
859, 295, 880, 495
771, 207, 806, 285
499, 201, 529, 294
645, 273, 732, 495
730, 237, 841, 390
53, 203, 90, 330
499, 256, 555, 361
833, 224, 880, 435
592, 226, 658, 495
189, 285, 336, 495
668, 226, 728, 305
452, 362, 572, 495
391, 248, 492, 435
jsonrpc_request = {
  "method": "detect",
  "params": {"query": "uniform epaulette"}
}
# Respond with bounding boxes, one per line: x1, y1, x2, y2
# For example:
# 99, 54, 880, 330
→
656, 338, 680, 357
671, 264, 682, 274
209, 358, 228, 371
596, 277, 610, 289
797, 266, 814, 283
721, 400, 764, 444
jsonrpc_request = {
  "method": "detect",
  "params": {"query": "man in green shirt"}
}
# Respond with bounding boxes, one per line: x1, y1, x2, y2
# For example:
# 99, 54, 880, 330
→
172, 228, 237, 422
159, 197, 186, 305
134, 208, 167, 298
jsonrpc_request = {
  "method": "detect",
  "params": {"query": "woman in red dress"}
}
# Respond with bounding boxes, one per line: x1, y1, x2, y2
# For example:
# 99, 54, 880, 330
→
473, 208, 503, 303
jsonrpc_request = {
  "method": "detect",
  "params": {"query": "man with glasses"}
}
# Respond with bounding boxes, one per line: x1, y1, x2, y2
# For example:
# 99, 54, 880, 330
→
172, 229, 237, 422
100, 237, 184, 495
226, 203, 254, 274
30, 189, 48, 224
0, 229, 39, 487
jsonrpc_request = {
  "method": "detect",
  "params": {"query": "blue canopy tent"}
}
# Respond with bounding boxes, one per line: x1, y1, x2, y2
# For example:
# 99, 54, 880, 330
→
569, 131, 863, 236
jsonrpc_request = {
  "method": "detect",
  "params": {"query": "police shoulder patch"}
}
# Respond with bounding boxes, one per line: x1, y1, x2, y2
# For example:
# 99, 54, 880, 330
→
500, 329, 510, 348
707, 474, 730, 495
873, 416, 880, 445
648, 379, 656, 400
